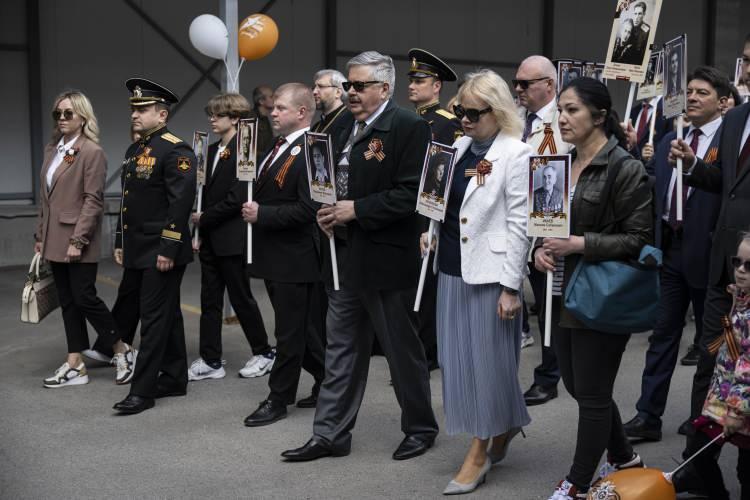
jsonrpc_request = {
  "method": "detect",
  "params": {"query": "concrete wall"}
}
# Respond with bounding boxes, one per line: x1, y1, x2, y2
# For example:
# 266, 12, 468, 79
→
0, 0, 746, 266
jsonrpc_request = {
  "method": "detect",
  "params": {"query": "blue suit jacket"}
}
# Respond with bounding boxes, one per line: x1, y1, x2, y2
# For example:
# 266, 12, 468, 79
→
651, 126, 722, 289
630, 99, 674, 159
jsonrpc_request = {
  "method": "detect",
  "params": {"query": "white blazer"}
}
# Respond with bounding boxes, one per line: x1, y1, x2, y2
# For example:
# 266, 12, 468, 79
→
434, 133, 532, 289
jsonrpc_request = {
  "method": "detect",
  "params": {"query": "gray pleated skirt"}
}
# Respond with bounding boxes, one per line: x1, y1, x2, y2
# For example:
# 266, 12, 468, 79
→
436, 272, 531, 439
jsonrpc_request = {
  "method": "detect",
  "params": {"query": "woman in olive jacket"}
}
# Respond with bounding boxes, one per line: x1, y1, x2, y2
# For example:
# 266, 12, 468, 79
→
534, 78, 653, 500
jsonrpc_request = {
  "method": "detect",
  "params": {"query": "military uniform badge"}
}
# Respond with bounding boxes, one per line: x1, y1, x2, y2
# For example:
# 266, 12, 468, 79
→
177, 157, 191, 172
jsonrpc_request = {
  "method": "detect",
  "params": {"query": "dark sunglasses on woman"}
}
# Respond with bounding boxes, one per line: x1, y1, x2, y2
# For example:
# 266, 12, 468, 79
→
52, 109, 75, 121
452, 104, 492, 123
731, 256, 750, 272
342, 80, 382, 92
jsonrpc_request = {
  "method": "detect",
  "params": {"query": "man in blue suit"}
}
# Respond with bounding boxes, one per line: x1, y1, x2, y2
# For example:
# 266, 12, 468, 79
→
623, 66, 730, 441
628, 95, 674, 161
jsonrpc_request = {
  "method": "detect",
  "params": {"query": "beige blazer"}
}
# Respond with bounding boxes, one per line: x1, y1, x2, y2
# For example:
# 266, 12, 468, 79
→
35, 135, 107, 263
523, 100, 573, 155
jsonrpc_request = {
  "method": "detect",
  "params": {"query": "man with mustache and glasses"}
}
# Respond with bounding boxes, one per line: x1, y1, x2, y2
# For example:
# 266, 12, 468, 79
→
281, 51, 438, 463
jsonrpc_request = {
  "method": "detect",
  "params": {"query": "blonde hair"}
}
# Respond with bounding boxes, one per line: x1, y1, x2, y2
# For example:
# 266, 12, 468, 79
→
457, 69, 524, 139
205, 92, 251, 120
51, 90, 100, 143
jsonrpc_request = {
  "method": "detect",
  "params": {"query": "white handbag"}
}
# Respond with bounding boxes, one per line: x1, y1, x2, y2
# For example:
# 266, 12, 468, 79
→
21, 253, 59, 323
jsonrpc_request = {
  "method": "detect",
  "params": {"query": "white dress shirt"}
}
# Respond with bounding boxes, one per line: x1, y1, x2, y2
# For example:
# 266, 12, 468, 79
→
257, 126, 309, 176
46, 135, 80, 188
527, 98, 556, 132
633, 96, 661, 132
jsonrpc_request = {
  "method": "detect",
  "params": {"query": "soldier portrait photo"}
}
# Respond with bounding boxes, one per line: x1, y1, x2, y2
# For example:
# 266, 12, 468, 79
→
637, 50, 664, 100
527, 154, 571, 239
603, 0, 663, 82
416, 144, 456, 221
663, 35, 688, 117
556, 61, 582, 92
304, 132, 336, 205
236, 118, 257, 180
192, 131, 208, 184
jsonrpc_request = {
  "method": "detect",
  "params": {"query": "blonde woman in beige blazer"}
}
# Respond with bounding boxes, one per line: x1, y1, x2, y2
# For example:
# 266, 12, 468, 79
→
34, 91, 134, 388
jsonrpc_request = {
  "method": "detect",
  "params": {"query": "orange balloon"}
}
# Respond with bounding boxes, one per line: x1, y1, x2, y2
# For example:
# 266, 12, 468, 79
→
588, 468, 676, 500
238, 14, 279, 61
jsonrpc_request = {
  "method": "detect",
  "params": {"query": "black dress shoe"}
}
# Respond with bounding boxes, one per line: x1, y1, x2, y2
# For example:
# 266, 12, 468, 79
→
623, 415, 662, 441
244, 399, 287, 427
296, 393, 318, 408
671, 461, 706, 494
677, 417, 695, 436
680, 344, 700, 366
281, 438, 350, 462
523, 384, 558, 406
155, 384, 187, 399
392, 435, 435, 460
113, 394, 155, 414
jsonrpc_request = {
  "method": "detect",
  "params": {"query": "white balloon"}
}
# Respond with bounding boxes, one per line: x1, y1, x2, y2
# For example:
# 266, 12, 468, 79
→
189, 14, 228, 60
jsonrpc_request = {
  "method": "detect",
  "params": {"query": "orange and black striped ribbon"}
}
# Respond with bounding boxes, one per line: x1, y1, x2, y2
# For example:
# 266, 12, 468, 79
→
708, 316, 741, 362
274, 155, 296, 189
537, 124, 558, 155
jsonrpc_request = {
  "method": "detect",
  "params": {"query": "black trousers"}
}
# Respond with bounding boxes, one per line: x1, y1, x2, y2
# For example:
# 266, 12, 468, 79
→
92, 267, 140, 357
199, 242, 270, 363
313, 242, 438, 451
636, 232, 706, 422
264, 280, 325, 404
533, 271, 561, 388
417, 251, 438, 365
50, 262, 119, 354
685, 431, 750, 500
122, 266, 188, 399
690, 280, 733, 419
554, 324, 633, 488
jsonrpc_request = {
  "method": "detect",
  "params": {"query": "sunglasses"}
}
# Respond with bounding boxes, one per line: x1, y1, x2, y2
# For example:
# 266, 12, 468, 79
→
342, 80, 382, 92
731, 256, 750, 272
452, 104, 492, 123
312, 83, 338, 90
511, 77, 551, 90
53, 109, 75, 121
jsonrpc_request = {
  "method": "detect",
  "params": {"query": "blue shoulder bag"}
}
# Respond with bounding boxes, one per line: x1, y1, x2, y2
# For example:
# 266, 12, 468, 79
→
564, 156, 661, 334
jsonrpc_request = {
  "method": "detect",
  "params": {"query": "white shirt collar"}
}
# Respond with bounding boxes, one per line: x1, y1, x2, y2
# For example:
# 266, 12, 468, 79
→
531, 98, 557, 123
282, 126, 310, 145
362, 100, 389, 127
57, 134, 80, 153
688, 115, 722, 139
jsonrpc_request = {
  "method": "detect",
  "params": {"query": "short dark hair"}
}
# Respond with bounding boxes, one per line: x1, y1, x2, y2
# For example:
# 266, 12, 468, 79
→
728, 84, 742, 104
687, 66, 732, 98
634, 1, 647, 12
252, 85, 272, 107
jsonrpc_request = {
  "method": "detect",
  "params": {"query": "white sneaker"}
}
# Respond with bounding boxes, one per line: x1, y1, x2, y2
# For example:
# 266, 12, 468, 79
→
238, 349, 276, 378
43, 362, 89, 388
82, 349, 113, 364
188, 358, 226, 381
548, 480, 587, 500
521, 331, 535, 349
594, 452, 644, 483
113, 347, 137, 385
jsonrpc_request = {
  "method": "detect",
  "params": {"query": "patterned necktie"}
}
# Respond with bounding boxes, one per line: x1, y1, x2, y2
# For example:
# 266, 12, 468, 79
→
668, 128, 700, 230
636, 103, 650, 144
260, 137, 285, 177
522, 113, 537, 142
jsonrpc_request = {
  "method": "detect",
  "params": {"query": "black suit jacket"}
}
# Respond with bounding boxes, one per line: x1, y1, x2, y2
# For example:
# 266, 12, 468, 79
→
630, 98, 673, 158
652, 128, 722, 288
116, 127, 196, 269
330, 100, 431, 291
198, 137, 248, 257
686, 102, 750, 286
247, 133, 320, 283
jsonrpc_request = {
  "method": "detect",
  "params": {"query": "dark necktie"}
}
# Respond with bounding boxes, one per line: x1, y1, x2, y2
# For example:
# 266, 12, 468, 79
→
636, 103, 650, 144
522, 113, 537, 143
668, 128, 700, 230
260, 137, 285, 177
737, 133, 750, 176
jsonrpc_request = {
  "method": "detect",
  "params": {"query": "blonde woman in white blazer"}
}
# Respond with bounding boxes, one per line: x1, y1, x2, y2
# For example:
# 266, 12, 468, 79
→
421, 70, 532, 495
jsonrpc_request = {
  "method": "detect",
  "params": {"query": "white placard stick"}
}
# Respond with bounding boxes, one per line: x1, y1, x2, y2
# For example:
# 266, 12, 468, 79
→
329, 236, 340, 291
414, 219, 436, 311
246, 181, 253, 264
648, 103, 657, 144
624, 82, 637, 124
676, 114, 684, 221
544, 270, 553, 347
193, 190, 203, 247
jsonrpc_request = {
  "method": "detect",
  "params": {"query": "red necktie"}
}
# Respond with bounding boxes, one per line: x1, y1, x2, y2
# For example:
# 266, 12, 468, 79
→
738, 134, 750, 176
668, 128, 700, 230
636, 103, 650, 144
259, 137, 285, 177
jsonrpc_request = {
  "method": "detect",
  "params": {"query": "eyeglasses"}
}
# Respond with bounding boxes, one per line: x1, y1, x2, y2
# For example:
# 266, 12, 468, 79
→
452, 104, 492, 123
342, 81, 382, 92
512, 77, 551, 90
206, 112, 230, 120
53, 109, 75, 121
731, 256, 750, 272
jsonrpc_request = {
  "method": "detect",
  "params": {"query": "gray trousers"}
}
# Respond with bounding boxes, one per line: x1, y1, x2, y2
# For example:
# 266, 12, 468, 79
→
312, 246, 438, 451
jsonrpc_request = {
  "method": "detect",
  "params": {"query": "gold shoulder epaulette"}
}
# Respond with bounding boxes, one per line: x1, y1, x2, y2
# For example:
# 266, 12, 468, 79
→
161, 132, 181, 144
436, 109, 456, 120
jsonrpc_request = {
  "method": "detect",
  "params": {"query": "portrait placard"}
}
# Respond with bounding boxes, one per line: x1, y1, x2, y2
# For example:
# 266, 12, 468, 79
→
304, 132, 337, 205
603, 0, 663, 83
236, 118, 258, 181
583, 62, 607, 84
192, 131, 209, 186
637, 50, 664, 100
416, 142, 457, 222
663, 35, 688, 118
527, 154, 572, 238
557, 61, 583, 93
736, 57, 750, 97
